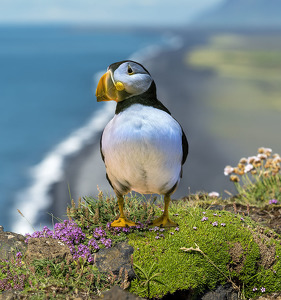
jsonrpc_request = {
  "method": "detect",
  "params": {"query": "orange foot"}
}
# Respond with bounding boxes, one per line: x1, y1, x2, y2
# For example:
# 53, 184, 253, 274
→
151, 215, 178, 227
111, 217, 137, 227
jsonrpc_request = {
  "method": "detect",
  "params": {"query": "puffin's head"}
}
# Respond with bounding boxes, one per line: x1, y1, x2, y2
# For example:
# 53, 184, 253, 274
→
96, 60, 153, 102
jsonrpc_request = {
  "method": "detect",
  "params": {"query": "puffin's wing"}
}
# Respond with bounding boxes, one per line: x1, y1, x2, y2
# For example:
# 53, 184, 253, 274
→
179, 128, 188, 178
100, 132, 105, 162
181, 128, 188, 165
100, 131, 115, 189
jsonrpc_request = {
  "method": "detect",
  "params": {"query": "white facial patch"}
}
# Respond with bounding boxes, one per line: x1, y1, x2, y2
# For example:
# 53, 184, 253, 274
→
113, 62, 152, 96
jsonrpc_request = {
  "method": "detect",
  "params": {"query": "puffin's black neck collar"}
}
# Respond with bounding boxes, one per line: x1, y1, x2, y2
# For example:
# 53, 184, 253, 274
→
115, 81, 171, 115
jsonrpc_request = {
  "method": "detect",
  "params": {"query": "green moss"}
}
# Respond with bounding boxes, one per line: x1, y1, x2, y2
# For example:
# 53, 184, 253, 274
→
127, 202, 281, 299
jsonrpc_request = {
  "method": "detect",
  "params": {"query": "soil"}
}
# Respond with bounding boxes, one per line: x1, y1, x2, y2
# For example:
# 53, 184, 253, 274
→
224, 203, 281, 235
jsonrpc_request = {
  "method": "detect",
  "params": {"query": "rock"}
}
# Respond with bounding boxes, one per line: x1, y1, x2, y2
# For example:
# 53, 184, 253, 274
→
95, 242, 135, 280
258, 295, 281, 300
100, 285, 144, 300
161, 283, 238, 300
201, 283, 239, 300
0, 226, 27, 260
25, 237, 72, 264
0, 290, 18, 300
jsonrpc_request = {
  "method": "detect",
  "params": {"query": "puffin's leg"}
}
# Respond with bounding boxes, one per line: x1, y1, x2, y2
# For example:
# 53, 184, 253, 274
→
151, 195, 178, 227
111, 195, 137, 227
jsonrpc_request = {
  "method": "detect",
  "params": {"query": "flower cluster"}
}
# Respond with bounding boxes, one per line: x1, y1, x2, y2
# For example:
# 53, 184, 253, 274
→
201, 211, 226, 227
224, 147, 281, 205
224, 147, 281, 182
0, 261, 26, 291
92, 226, 112, 249
106, 222, 146, 235
253, 286, 266, 293
269, 199, 278, 205
25, 220, 113, 263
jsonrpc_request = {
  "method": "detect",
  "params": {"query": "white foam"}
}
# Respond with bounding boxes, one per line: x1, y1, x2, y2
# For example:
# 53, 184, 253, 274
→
12, 101, 115, 234
12, 32, 183, 235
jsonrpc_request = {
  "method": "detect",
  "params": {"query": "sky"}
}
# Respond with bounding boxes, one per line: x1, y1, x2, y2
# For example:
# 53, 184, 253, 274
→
0, 0, 224, 27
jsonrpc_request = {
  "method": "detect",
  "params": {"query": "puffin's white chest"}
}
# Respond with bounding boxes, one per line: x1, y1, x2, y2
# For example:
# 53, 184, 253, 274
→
101, 104, 183, 195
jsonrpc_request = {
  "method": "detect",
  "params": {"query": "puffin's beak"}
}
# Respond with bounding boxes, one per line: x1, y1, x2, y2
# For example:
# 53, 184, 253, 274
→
96, 70, 118, 102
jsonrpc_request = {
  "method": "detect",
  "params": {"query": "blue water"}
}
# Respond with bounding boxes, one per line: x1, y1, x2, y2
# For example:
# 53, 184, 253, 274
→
0, 25, 171, 232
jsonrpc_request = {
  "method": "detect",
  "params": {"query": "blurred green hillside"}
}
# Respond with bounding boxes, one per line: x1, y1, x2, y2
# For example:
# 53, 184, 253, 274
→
186, 33, 281, 156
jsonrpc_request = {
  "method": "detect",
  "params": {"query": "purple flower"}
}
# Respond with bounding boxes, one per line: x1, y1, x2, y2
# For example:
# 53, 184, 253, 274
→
136, 223, 143, 229
193, 226, 197, 230
100, 237, 112, 248
175, 227, 179, 231
24, 220, 101, 264
240, 217, 245, 221
252, 287, 257, 292
16, 252, 22, 259
154, 226, 160, 232
155, 236, 160, 239
159, 234, 165, 238
212, 222, 218, 227
221, 223, 226, 227
88, 239, 100, 251
159, 228, 165, 232
201, 217, 208, 222
88, 256, 95, 264
170, 232, 174, 235
122, 227, 130, 233
269, 199, 278, 205
93, 227, 107, 239
53, 220, 86, 245
202, 211, 206, 214
174, 213, 179, 216
261, 287, 266, 293
213, 213, 217, 216
75, 244, 91, 260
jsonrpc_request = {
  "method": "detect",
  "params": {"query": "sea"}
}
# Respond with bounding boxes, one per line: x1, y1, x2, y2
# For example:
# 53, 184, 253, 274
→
0, 25, 182, 234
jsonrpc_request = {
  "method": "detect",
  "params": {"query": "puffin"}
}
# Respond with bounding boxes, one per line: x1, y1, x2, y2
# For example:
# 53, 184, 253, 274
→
96, 60, 188, 227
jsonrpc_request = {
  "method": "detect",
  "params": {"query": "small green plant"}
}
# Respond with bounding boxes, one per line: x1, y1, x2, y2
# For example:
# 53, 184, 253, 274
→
224, 147, 281, 205
133, 262, 165, 298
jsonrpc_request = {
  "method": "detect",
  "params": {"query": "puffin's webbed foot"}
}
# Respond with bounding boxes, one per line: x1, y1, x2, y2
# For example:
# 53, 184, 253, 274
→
111, 217, 137, 227
151, 214, 178, 227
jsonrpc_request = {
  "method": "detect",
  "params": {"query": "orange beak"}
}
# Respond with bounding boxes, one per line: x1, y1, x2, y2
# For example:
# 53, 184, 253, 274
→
96, 71, 118, 102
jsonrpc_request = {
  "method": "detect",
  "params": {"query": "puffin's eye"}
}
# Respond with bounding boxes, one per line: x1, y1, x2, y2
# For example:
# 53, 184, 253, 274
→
127, 66, 134, 75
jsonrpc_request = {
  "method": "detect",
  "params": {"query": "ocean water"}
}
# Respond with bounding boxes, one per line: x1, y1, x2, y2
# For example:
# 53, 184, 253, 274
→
0, 25, 181, 233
